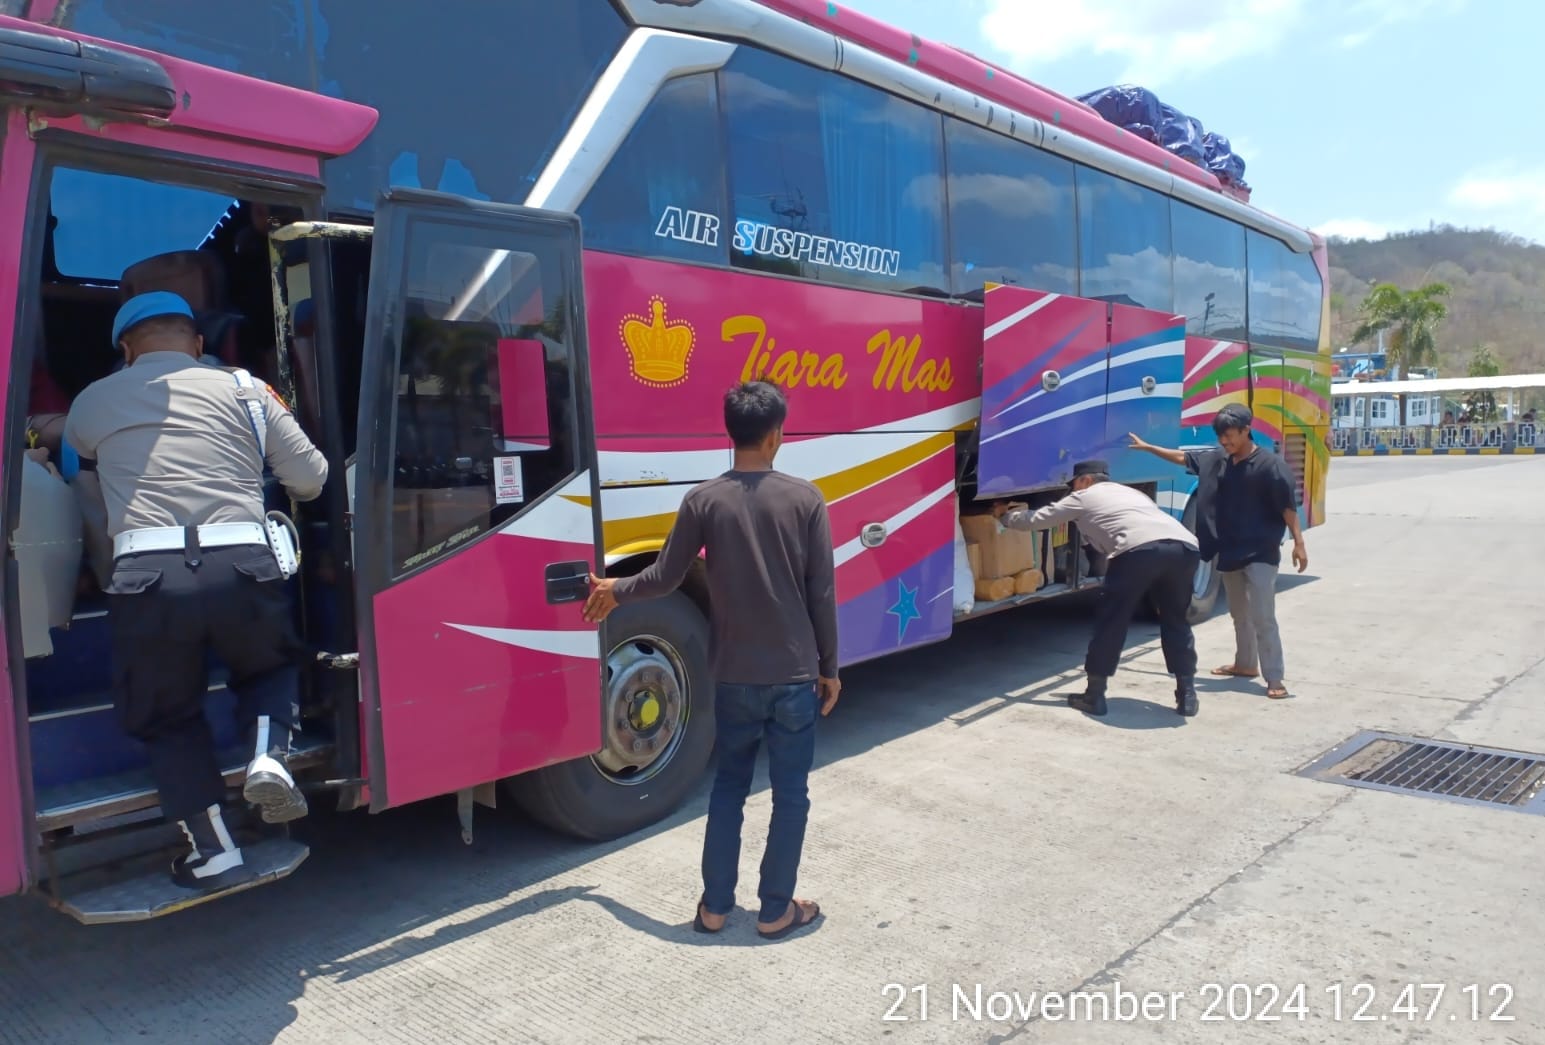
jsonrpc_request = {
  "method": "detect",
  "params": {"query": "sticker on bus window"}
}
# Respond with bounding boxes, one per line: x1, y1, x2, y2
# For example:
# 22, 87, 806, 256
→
731, 219, 901, 278
494, 455, 524, 505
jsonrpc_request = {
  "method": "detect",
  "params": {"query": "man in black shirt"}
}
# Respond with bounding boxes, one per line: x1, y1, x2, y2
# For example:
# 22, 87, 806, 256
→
1130, 404, 1307, 699
584, 381, 838, 941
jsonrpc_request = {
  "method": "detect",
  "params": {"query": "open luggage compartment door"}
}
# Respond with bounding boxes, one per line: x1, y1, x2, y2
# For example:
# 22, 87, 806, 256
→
976, 284, 1110, 495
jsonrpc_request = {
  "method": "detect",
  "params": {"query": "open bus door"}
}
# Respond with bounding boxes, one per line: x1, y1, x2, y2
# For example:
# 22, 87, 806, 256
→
349, 188, 604, 816
977, 284, 1185, 492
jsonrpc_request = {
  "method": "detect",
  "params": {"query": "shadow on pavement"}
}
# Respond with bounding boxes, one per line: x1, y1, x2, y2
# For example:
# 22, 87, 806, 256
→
0, 587, 1260, 1042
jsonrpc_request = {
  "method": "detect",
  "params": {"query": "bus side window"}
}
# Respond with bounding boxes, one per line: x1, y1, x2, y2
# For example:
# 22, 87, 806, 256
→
577, 73, 728, 267
942, 118, 1077, 298
719, 47, 949, 297
384, 233, 578, 577
1076, 165, 1173, 312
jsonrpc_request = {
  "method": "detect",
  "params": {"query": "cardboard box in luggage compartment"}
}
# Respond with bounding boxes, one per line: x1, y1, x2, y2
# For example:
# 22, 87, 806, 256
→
959, 513, 1038, 578
974, 575, 1015, 602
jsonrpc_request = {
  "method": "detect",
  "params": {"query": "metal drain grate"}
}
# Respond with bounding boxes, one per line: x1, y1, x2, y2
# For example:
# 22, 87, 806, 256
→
1297, 731, 1545, 815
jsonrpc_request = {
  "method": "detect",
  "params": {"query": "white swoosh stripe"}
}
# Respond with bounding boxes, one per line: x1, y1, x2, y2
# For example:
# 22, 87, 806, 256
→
1105, 382, 1184, 406
1185, 340, 1233, 380
445, 623, 600, 660
498, 472, 596, 543
984, 293, 1058, 341
834, 480, 954, 567
983, 395, 1101, 443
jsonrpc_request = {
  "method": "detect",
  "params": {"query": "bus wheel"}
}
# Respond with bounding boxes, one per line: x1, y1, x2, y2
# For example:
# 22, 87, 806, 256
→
506, 590, 714, 841
1183, 499, 1221, 624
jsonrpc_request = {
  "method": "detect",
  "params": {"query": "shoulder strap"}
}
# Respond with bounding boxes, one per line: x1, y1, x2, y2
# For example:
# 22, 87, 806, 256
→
229, 368, 268, 459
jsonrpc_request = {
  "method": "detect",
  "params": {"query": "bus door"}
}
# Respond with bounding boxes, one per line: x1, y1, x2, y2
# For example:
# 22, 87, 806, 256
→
351, 188, 604, 812
976, 284, 1109, 494
0, 18, 382, 917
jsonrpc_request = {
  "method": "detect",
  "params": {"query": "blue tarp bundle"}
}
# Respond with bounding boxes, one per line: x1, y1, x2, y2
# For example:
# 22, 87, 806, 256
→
1075, 84, 1162, 144
1202, 131, 1246, 185
1076, 84, 1249, 190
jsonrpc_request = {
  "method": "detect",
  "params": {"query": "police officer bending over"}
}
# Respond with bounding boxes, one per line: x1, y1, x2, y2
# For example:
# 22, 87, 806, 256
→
994, 460, 1201, 719
64, 291, 328, 892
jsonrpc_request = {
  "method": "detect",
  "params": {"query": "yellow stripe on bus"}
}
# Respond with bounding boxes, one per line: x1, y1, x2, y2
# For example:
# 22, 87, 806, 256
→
567, 431, 955, 553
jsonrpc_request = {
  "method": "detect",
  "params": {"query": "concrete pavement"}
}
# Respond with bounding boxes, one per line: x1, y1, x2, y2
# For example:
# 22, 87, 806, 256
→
1, 455, 1541, 1044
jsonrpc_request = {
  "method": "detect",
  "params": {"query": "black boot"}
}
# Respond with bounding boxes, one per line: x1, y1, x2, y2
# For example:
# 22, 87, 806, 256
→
172, 804, 255, 891
1068, 675, 1109, 716
242, 714, 308, 824
1175, 676, 1198, 717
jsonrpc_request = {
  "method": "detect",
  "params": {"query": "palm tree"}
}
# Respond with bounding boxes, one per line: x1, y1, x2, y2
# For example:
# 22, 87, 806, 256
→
1350, 282, 1450, 424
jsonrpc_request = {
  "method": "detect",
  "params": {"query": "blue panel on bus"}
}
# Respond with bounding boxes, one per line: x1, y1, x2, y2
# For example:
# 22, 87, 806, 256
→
1102, 304, 1186, 483
977, 286, 1110, 494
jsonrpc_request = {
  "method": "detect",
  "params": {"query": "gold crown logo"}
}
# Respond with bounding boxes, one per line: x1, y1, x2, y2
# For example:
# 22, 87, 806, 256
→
620, 296, 694, 388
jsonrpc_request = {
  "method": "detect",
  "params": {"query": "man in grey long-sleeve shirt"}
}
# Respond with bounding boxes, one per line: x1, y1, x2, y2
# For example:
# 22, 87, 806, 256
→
583, 380, 837, 941
994, 459, 1201, 718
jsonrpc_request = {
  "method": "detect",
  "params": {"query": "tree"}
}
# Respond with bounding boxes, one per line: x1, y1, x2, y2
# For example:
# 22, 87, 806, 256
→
1464, 344, 1501, 422
1350, 281, 1451, 424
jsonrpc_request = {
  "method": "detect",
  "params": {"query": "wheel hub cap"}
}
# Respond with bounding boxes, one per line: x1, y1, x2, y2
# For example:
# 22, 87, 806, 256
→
595, 638, 688, 781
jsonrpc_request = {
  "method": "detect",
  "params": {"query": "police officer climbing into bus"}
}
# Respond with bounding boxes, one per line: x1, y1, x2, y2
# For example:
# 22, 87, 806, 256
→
64, 291, 328, 892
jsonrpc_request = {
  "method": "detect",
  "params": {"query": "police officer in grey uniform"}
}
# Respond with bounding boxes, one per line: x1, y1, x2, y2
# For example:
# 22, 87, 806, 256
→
64, 291, 328, 891
994, 459, 1201, 719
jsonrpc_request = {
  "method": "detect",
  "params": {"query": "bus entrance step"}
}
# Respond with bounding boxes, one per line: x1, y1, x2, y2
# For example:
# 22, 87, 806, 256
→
56, 837, 309, 925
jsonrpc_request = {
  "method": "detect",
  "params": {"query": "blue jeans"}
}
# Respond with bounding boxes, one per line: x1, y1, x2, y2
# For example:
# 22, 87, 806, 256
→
700, 681, 818, 923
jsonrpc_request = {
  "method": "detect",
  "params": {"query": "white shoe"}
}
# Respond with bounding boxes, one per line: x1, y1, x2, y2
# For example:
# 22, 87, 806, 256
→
243, 754, 309, 823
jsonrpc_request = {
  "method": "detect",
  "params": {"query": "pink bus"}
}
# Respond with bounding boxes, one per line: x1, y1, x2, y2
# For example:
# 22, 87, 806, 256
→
0, 0, 1331, 923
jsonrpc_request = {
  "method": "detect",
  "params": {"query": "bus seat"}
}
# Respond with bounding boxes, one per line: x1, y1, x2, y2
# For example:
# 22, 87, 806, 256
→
120, 250, 227, 312
16, 453, 83, 659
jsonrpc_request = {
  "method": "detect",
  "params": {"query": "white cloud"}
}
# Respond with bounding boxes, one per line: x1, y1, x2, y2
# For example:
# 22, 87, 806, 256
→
1338, 0, 1469, 48
1314, 218, 1390, 241
1447, 169, 1545, 243
976, 0, 1468, 85
979, 0, 1304, 86
1449, 169, 1545, 212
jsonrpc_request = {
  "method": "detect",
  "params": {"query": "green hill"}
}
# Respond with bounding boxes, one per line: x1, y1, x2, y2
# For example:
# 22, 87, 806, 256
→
1325, 226, 1545, 375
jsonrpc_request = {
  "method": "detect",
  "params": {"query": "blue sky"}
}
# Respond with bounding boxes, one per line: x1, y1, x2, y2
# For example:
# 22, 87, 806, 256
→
838, 0, 1544, 245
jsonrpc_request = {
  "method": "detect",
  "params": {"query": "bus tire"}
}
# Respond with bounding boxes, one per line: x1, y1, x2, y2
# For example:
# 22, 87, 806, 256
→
1181, 499, 1221, 624
505, 590, 714, 842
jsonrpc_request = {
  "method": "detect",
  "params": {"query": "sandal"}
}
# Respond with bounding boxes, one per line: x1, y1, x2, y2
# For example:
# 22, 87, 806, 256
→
1267, 684, 1290, 700
757, 899, 822, 940
1211, 665, 1258, 678
692, 899, 726, 934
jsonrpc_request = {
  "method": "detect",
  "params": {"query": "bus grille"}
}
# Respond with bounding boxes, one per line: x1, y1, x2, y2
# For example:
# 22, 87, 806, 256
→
1283, 431, 1308, 508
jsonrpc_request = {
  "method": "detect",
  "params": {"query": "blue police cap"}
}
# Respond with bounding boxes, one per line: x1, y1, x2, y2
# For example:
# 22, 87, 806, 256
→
111, 291, 195, 347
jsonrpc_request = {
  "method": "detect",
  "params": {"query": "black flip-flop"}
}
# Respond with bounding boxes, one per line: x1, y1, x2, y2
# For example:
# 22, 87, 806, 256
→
692, 900, 724, 934
757, 901, 821, 941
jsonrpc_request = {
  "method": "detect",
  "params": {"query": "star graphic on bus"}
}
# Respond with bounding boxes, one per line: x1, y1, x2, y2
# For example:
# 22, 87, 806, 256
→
886, 578, 921, 643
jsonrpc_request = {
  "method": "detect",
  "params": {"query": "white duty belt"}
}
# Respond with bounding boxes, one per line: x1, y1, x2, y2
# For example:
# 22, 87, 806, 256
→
112, 519, 300, 579
113, 522, 268, 558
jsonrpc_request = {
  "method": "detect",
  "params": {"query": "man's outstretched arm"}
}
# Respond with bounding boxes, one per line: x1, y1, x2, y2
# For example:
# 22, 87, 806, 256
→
1128, 432, 1187, 468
